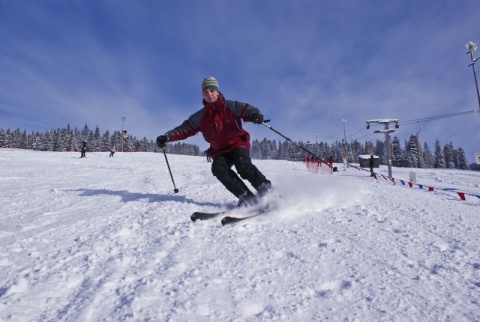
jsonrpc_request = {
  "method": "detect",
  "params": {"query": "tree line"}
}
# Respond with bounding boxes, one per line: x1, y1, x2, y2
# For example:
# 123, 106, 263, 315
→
0, 124, 198, 155
0, 124, 476, 170
250, 135, 472, 170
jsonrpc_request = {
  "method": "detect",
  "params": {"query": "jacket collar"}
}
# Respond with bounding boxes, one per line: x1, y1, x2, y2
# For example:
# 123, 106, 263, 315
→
203, 92, 225, 112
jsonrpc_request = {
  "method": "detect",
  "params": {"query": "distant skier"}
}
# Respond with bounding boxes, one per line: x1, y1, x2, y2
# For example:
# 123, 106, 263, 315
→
110, 146, 115, 157
369, 154, 375, 177
204, 150, 212, 162
328, 155, 333, 168
342, 154, 348, 171
156, 76, 272, 207
80, 141, 87, 158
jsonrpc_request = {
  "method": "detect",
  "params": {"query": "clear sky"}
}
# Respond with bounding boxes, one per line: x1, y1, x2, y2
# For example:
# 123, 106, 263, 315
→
1, 0, 479, 161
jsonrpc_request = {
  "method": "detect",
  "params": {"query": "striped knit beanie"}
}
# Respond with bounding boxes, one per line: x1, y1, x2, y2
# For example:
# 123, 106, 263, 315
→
201, 76, 219, 93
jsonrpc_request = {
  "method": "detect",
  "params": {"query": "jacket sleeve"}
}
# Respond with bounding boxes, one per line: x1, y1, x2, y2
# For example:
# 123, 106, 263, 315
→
164, 109, 203, 142
225, 100, 261, 122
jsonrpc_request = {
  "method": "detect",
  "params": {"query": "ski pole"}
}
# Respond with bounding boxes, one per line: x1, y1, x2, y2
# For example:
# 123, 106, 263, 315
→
163, 148, 179, 193
261, 121, 332, 169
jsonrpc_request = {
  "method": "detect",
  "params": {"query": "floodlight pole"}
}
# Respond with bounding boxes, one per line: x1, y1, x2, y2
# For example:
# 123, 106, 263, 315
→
121, 117, 126, 152
366, 119, 399, 179
342, 119, 348, 156
466, 41, 480, 109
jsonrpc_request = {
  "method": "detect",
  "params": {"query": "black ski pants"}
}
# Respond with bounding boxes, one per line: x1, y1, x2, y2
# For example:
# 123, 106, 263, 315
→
211, 148, 269, 198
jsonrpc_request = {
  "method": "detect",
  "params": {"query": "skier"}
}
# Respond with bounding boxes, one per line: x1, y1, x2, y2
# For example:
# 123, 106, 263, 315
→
369, 154, 375, 177
328, 155, 333, 168
204, 150, 212, 162
342, 154, 348, 171
80, 140, 87, 158
110, 146, 115, 157
156, 76, 272, 207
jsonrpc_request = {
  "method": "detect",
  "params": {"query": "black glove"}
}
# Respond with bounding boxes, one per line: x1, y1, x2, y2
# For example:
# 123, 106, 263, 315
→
156, 135, 169, 148
251, 112, 264, 124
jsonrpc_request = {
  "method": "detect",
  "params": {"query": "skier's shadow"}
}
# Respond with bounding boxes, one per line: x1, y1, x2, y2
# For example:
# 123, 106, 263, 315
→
69, 188, 221, 208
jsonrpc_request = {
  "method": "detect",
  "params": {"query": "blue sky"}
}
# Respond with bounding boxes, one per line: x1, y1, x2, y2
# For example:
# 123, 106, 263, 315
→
1, 0, 479, 161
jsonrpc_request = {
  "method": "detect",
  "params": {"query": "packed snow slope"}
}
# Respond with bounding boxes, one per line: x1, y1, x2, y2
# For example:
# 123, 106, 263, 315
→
1, 149, 479, 321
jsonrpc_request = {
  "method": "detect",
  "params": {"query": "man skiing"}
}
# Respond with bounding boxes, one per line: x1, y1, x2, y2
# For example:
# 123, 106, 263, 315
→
156, 77, 272, 207
80, 140, 87, 158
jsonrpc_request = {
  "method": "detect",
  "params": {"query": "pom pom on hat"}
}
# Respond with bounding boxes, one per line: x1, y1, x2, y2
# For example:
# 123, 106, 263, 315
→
201, 76, 219, 93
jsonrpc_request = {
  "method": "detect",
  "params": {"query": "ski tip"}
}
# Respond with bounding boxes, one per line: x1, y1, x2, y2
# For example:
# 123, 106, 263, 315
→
221, 216, 244, 225
191, 213, 199, 222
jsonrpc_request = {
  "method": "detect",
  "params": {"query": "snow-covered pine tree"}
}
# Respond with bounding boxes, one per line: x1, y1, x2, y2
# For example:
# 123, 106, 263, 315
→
457, 147, 470, 170
44, 130, 54, 151
81, 124, 89, 143
406, 135, 420, 168
434, 140, 446, 168
373, 139, 385, 165
20, 130, 28, 149
53, 129, 64, 151
392, 136, 406, 167
93, 126, 102, 152
102, 130, 111, 151
422, 142, 434, 168
443, 142, 456, 169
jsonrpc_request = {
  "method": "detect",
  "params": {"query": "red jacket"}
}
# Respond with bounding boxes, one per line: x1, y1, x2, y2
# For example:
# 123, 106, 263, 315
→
165, 93, 261, 158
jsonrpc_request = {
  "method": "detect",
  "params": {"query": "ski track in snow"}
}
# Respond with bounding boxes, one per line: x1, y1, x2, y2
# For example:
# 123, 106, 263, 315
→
0, 149, 479, 321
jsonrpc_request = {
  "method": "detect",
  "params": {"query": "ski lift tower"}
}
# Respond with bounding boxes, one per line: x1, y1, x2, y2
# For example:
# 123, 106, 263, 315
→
366, 119, 399, 179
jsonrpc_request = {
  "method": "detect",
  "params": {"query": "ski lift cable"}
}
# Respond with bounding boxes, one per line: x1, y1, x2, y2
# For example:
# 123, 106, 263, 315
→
346, 108, 478, 142
347, 123, 386, 141
399, 109, 477, 125
347, 122, 384, 139
347, 127, 367, 138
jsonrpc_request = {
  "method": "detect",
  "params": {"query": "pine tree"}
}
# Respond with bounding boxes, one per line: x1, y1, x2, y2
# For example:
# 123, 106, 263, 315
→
406, 135, 420, 168
434, 140, 446, 168
32, 131, 40, 150
392, 136, 406, 167
53, 129, 64, 151
81, 124, 89, 142
457, 147, 470, 170
372, 139, 383, 164
64, 125, 74, 151
44, 130, 54, 151
93, 126, 102, 152
0, 128, 6, 147
422, 142, 434, 168
102, 131, 111, 150
350, 140, 362, 164
443, 142, 456, 169
416, 136, 425, 168
20, 130, 28, 149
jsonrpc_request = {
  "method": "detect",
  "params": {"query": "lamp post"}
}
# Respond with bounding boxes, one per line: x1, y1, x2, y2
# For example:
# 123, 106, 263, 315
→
121, 117, 125, 152
465, 41, 480, 109
341, 119, 348, 156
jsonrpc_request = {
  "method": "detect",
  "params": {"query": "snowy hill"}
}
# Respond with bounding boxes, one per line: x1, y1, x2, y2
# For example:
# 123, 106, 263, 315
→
0, 149, 479, 321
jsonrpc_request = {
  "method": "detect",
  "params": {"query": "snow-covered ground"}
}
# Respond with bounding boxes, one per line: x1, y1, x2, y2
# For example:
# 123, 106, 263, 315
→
1, 149, 479, 321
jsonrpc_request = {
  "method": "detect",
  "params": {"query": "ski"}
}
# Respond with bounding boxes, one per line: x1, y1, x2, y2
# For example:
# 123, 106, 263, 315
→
221, 212, 264, 225
220, 206, 273, 225
191, 211, 227, 222
191, 201, 277, 224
